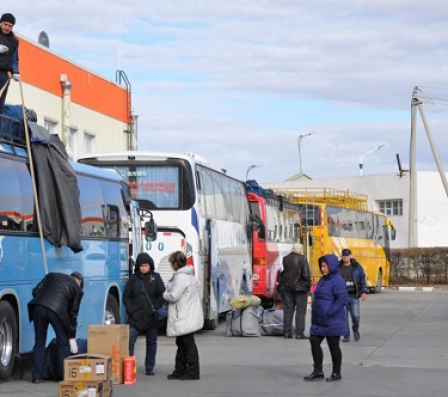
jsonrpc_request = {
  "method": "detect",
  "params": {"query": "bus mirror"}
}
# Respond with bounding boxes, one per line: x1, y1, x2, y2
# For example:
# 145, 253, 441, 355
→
250, 213, 263, 225
137, 199, 155, 211
308, 233, 313, 247
145, 219, 158, 242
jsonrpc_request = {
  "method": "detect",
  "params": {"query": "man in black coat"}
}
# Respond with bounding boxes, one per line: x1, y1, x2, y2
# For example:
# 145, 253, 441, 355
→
28, 272, 84, 383
281, 243, 311, 339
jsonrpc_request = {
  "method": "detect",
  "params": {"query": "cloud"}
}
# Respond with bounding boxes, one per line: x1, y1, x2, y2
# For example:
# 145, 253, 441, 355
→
11, 0, 448, 182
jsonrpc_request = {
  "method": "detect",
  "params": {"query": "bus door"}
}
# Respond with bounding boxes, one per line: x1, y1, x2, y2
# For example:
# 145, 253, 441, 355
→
144, 227, 186, 285
302, 204, 324, 281
204, 219, 219, 330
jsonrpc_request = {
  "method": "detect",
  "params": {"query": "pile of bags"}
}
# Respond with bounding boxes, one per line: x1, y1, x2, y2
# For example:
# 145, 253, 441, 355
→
226, 294, 295, 337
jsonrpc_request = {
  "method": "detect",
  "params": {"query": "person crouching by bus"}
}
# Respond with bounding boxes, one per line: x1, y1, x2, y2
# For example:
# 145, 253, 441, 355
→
281, 243, 311, 339
338, 248, 368, 342
123, 252, 166, 376
163, 251, 204, 380
304, 254, 348, 382
27, 272, 84, 384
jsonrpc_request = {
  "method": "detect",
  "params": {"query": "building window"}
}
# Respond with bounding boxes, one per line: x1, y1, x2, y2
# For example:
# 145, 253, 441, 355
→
377, 200, 403, 216
44, 118, 58, 134
67, 127, 78, 159
84, 132, 96, 153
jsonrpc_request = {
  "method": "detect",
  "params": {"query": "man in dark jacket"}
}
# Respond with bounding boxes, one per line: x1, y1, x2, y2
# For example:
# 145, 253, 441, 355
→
123, 252, 166, 375
338, 248, 368, 342
0, 13, 19, 113
28, 272, 84, 383
281, 243, 311, 339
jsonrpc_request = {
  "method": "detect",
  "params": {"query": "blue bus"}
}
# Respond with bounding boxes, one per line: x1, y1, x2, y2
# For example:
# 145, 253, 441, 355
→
0, 118, 144, 380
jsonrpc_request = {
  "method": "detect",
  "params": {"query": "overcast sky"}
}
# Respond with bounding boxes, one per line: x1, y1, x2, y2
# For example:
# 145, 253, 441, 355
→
10, 0, 448, 182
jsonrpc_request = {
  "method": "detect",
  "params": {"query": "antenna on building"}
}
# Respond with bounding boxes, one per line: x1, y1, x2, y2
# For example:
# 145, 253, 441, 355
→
396, 153, 408, 178
38, 31, 50, 48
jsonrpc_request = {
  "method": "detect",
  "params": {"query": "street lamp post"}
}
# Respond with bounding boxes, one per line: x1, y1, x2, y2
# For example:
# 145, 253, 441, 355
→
358, 145, 385, 176
245, 164, 261, 181
297, 132, 314, 174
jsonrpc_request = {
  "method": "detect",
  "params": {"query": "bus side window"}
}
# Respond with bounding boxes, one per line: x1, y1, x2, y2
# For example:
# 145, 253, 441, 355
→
103, 205, 119, 238
258, 224, 266, 240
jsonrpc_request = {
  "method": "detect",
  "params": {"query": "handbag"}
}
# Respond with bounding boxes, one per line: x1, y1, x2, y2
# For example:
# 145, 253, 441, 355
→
140, 280, 168, 321
154, 305, 168, 321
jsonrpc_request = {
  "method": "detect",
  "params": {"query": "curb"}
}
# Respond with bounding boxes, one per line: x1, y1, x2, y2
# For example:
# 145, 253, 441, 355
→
384, 286, 448, 292
397, 286, 434, 292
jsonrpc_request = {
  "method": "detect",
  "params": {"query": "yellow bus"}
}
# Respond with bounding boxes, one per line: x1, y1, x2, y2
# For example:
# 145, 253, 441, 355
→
275, 188, 396, 293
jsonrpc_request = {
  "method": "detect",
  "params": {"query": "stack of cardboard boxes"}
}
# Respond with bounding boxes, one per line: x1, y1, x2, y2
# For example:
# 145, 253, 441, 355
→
59, 354, 112, 397
58, 324, 130, 397
87, 325, 130, 385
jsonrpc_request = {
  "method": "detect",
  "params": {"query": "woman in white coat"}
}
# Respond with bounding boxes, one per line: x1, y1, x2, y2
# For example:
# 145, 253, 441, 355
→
163, 251, 204, 380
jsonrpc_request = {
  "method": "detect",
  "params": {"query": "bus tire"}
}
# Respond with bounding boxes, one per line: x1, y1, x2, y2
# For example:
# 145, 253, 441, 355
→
0, 301, 18, 380
374, 270, 383, 294
104, 294, 120, 325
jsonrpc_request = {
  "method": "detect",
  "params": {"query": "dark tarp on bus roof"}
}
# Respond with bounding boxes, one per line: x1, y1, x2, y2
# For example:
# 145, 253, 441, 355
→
31, 134, 83, 253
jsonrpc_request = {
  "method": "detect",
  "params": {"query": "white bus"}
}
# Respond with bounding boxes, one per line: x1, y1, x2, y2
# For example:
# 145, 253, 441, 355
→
78, 151, 253, 329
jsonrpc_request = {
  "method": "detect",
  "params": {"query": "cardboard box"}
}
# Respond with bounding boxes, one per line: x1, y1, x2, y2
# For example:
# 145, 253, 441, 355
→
87, 325, 129, 384
59, 379, 112, 397
63, 354, 111, 382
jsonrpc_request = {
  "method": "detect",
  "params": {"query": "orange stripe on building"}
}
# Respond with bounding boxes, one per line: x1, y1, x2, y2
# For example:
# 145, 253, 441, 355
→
18, 36, 129, 124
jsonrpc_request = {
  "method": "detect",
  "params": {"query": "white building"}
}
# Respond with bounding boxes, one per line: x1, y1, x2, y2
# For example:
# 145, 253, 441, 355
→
263, 171, 448, 249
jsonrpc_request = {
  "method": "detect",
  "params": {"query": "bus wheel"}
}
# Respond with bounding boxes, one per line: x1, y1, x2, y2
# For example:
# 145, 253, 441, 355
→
104, 294, 120, 325
0, 301, 18, 380
374, 270, 383, 294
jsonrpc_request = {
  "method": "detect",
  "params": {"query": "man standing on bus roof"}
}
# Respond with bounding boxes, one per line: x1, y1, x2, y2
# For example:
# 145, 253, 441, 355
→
338, 248, 368, 342
281, 243, 311, 340
28, 272, 84, 383
0, 12, 20, 113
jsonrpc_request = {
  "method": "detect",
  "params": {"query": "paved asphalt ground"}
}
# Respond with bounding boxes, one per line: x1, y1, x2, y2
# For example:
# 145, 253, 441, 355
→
2, 289, 448, 397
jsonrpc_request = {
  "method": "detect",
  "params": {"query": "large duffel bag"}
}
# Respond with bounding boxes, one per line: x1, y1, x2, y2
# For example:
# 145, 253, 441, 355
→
260, 309, 295, 336
240, 305, 263, 336
226, 306, 264, 337
226, 309, 243, 336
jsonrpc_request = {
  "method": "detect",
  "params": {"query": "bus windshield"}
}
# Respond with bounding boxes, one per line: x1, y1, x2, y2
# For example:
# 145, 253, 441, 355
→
97, 162, 195, 210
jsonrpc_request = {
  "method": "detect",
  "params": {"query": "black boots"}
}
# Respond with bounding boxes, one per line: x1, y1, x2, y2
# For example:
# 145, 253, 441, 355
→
304, 368, 342, 381
303, 368, 324, 381
326, 372, 342, 382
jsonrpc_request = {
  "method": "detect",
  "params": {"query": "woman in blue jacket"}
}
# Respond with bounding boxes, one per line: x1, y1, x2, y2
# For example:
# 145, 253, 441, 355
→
304, 254, 348, 382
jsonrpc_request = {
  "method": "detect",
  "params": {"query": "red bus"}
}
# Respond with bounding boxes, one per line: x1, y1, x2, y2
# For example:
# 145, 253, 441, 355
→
247, 185, 303, 306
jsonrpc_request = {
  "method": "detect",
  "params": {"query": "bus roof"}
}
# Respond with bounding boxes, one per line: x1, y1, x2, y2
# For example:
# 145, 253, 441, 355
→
77, 151, 227, 174
71, 160, 124, 182
273, 187, 368, 211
